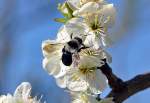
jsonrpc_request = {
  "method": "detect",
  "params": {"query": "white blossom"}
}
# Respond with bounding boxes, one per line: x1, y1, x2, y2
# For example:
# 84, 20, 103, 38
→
56, 18, 87, 43
55, 48, 111, 95
71, 92, 97, 103
99, 98, 114, 103
42, 40, 70, 79
67, 0, 105, 11
71, 92, 114, 103
65, 0, 116, 48
0, 82, 42, 103
56, 2, 116, 49
41, 0, 116, 102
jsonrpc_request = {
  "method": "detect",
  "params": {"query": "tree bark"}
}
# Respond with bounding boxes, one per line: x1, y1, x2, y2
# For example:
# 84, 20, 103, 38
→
98, 61, 150, 103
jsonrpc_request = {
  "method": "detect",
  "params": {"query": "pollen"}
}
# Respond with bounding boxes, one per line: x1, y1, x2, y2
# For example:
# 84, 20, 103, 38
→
80, 48, 99, 56
79, 67, 95, 75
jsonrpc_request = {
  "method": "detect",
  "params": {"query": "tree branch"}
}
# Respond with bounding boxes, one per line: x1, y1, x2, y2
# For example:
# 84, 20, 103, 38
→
98, 61, 150, 103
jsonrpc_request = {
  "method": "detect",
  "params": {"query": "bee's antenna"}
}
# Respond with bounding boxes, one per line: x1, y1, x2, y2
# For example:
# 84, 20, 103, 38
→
70, 33, 73, 39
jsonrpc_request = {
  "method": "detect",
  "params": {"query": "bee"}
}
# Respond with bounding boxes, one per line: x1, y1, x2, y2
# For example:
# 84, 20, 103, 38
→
42, 34, 88, 72
62, 36, 88, 66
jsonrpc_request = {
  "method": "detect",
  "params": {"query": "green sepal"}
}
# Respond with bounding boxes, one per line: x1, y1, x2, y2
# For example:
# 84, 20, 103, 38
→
57, 2, 74, 19
65, 2, 74, 19
54, 18, 67, 23
57, 3, 69, 18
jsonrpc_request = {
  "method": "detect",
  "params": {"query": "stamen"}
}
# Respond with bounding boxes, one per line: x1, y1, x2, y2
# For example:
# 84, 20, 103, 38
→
79, 67, 95, 74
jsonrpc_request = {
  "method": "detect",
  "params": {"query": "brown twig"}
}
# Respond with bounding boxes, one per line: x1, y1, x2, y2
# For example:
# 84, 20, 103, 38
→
98, 61, 150, 103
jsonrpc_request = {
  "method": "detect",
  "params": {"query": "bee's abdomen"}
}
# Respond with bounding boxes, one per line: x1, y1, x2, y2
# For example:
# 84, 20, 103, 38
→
62, 52, 72, 66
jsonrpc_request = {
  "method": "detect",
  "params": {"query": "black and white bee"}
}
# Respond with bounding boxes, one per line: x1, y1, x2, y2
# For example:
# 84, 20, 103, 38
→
42, 33, 88, 68
61, 36, 88, 66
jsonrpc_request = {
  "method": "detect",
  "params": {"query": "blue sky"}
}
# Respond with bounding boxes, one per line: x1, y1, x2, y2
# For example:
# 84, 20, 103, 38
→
0, 0, 150, 103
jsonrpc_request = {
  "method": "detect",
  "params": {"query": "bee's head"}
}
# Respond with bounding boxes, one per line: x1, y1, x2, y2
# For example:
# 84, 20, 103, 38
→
74, 37, 83, 44
67, 40, 79, 50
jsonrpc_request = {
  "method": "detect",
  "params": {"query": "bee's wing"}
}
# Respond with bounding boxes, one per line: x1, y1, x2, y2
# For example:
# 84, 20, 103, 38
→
42, 40, 65, 78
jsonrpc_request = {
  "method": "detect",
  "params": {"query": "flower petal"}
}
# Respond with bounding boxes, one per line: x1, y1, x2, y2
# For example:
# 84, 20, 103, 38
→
84, 33, 96, 48
100, 98, 114, 103
79, 56, 103, 68
67, 80, 89, 92
54, 62, 70, 78
14, 82, 31, 98
57, 25, 71, 43
100, 4, 116, 27
56, 75, 67, 88
67, 0, 80, 10
42, 57, 61, 77
94, 70, 107, 92
66, 69, 89, 92
57, 18, 87, 42
84, 33, 103, 49
100, 34, 113, 47
42, 40, 63, 58
73, 2, 101, 16
85, 69, 107, 95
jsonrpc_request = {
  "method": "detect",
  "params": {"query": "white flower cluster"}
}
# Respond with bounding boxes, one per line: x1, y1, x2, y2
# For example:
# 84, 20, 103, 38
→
71, 92, 114, 103
0, 82, 42, 103
42, 0, 116, 103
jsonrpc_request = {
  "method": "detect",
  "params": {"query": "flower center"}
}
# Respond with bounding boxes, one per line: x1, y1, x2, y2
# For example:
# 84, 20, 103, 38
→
91, 22, 103, 30
80, 48, 99, 56
80, 94, 88, 102
79, 67, 96, 74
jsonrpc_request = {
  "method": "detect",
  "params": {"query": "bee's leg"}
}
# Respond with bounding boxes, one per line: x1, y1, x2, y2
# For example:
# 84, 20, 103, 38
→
62, 47, 65, 53
78, 44, 89, 52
